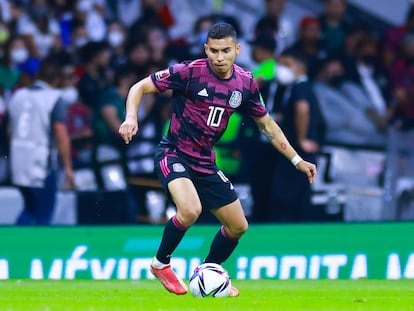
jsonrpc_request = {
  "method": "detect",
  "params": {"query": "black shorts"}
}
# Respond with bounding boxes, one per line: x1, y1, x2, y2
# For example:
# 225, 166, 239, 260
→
154, 146, 238, 210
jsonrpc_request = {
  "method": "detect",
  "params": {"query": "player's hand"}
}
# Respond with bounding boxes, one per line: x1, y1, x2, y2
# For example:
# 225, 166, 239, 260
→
119, 116, 138, 144
296, 160, 317, 184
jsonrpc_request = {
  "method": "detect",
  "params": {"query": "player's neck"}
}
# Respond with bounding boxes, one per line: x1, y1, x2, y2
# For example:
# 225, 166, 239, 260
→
207, 59, 234, 80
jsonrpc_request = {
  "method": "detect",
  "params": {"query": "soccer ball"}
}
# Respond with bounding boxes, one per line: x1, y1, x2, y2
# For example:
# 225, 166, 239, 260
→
189, 263, 231, 298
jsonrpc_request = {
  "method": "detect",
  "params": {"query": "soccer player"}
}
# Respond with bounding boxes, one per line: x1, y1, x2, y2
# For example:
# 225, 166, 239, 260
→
119, 23, 317, 296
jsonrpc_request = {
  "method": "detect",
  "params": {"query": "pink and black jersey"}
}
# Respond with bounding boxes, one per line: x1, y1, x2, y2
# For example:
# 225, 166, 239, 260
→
151, 58, 268, 173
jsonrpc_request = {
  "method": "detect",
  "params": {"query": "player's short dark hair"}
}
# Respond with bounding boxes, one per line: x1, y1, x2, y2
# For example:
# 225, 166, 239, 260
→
207, 23, 237, 41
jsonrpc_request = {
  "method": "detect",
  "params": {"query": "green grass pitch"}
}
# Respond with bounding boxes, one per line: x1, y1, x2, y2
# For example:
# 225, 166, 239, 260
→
1, 279, 413, 311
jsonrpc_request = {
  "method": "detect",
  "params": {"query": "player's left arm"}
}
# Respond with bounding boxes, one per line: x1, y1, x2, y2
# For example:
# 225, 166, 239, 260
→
253, 113, 317, 184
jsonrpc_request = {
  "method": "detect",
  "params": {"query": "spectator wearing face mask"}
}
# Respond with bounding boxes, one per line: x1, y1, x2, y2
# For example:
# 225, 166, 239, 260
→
268, 49, 325, 222
0, 37, 22, 92
8, 60, 74, 225
348, 34, 392, 132
313, 57, 385, 147
106, 20, 128, 71
276, 49, 325, 156
0, 36, 40, 91
64, 64, 94, 168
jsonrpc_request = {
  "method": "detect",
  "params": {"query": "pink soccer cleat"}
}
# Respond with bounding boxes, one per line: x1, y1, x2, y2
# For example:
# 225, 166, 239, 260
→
150, 264, 188, 295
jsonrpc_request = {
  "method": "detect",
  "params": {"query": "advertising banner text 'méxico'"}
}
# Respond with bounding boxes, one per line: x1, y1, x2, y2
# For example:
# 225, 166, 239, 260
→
0, 223, 413, 280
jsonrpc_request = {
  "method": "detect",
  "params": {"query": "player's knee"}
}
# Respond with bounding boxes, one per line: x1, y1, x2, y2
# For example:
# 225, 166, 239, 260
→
227, 220, 248, 239
176, 203, 202, 226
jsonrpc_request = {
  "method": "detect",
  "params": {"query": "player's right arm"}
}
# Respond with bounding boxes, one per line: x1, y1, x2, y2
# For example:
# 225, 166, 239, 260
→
119, 76, 157, 144
254, 113, 318, 184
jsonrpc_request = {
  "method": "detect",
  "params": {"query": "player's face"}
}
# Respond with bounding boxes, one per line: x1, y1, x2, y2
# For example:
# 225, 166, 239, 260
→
204, 36, 240, 79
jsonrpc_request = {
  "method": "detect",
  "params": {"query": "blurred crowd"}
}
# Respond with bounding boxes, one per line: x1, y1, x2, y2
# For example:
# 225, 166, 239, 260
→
0, 0, 414, 224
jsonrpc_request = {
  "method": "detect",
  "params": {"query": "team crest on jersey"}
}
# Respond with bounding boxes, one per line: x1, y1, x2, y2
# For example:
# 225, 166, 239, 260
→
172, 163, 186, 173
228, 91, 242, 108
155, 69, 170, 81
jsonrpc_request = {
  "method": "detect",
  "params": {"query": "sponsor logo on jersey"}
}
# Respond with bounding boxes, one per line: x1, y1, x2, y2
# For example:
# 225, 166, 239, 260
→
172, 163, 186, 173
229, 90, 242, 108
197, 88, 209, 97
155, 69, 170, 81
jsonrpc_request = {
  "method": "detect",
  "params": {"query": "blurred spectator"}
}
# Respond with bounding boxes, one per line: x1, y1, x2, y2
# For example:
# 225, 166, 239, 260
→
388, 33, 414, 131
188, 15, 215, 59
348, 34, 392, 132
106, 20, 128, 70
107, 0, 142, 28
78, 41, 111, 108
125, 39, 152, 80
318, 0, 351, 57
7, 0, 31, 38
0, 89, 7, 184
383, 32, 414, 219
67, 99, 93, 168
146, 24, 170, 65
340, 23, 372, 78
0, 0, 11, 24
94, 68, 136, 153
8, 60, 74, 225
269, 49, 324, 222
0, 36, 24, 92
70, 22, 89, 51
256, 0, 296, 55
19, 0, 61, 59
0, 36, 41, 90
313, 57, 385, 147
343, 24, 370, 61
62, 63, 93, 167
382, 35, 414, 218
74, 0, 106, 42
0, 21, 11, 47
382, 4, 414, 70
244, 33, 278, 223
250, 31, 277, 84
289, 16, 327, 79
128, 0, 174, 43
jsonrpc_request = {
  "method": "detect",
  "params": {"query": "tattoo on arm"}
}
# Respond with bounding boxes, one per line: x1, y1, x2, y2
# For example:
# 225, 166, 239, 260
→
280, 143, 287, 150
258, 123, 276, 141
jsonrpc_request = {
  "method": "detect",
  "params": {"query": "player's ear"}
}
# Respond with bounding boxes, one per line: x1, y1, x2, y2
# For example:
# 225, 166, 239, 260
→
204, 43, 209, 55
235, 43, 241, 55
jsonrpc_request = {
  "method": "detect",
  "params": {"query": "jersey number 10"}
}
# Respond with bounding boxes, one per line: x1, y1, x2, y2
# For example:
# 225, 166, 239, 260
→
207, 106, 225, 127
